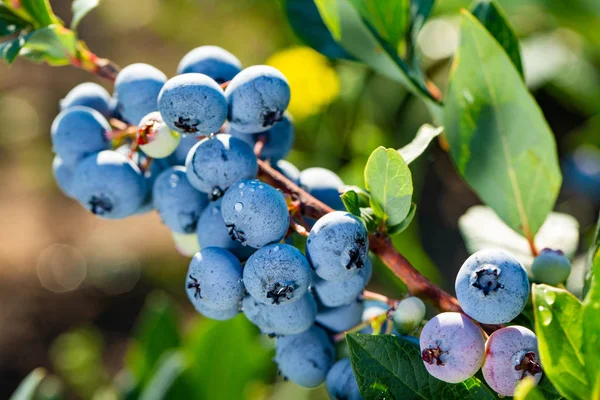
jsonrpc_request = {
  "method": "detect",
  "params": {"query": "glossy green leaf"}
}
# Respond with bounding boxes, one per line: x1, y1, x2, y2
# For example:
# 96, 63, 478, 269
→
314, 0, 341, 39
445, 12, 561, 239
0, 5, 30, 36
536, 375, 564, 400
20, 0, 59, 28
532, 284, 588, 400
0, 35, 28, 63
584, 212, 600, 296
387, 203, 416, 236
139, 352, 195, 400
406, 0, 435, 72
365, 147, 413, 227
582, 237, 600, 391
10, 368, 46, 400
342, 189, 361, 217
21, 25, 77, 65
398, 124, 443, 165
514, 377, 545, 400
71, 0, 99, 30
347, 334, 496, 399
347, 0, 410, 50
471, 0, 523, 78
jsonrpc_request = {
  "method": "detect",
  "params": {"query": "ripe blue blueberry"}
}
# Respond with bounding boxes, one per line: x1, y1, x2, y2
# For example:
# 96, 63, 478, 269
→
393, 296, 426, 335
71, 150, 147, 219
168, 134, 200, 166
274, 326, 335, 388
225, 65, 291, 133
482, 326, 542, 396
455, 249, 530, 324
60, 82, 114, 118
221, 179, 290, 248
196, 198, 256, 260
326, 358, 362, 400
307, 211, 369, 282
243, 243, 312, 305
300, 167, 345, 210
313, 258, 372, 307
242, 293, 317, 335
185, 247, 244, 311
51, 106, 110, 165
315, 299, 363, 333
52, 155, 76, 198
185, 134, 258, 197
114, 63, 167, 124
420, 312, 485, 383
531, 248, 572, 286
177, 46, 242, 83
193, 301, 240, 321
229, 112, 295, 162
274, 159, 301, 185
152, 166, 209, 234
137, 112, 181, 159
158, 73, 228, 135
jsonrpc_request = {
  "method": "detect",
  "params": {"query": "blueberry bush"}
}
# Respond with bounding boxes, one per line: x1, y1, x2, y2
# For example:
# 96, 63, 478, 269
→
1, 0, 599, 399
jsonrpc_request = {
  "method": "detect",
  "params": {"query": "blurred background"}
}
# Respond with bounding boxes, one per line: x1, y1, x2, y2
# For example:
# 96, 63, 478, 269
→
0, 0, 598, 398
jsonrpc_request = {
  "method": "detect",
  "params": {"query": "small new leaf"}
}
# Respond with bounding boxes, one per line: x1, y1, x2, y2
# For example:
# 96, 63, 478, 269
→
9, 368, 46, 400
71, 0, 100, 30
0, 5, 31, 37
0, 34, 28, 64
20, 0, 60, 28
387, 202, 416, 236
347, 0, 410, 50
398, 124, 443, 165
341, 190, 361, 217
21, 25, 77, 66
359, 207, 380, 233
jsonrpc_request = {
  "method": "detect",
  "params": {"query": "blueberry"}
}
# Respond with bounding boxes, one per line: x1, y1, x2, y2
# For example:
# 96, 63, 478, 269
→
137, 112, 181, 159
242, 293, 317, 335
171, 232, 200, 257
455, 249, 530, 324
274, 326, 335, 388
114, 63, 167, 124
52, 155, 76, 198
225, 65, 291, 133
152, 166, 209, 233
158, 73, 228, 135
326, 358, 362, 400
393, 297, 426, 335
185, 134, 258, 196
194, 301, 240, 321
531, 248, 572, 286
274, 159, 301, 185
167, 134, 201, 166
244, 243, 312, 305
229, 113, 295, 162
177, 46, 242, 84
196, 198, 256, 260
307, 211, 369, 282
315, 299, 363, 333
299, 167, 345, 210
51, 106, 110, 165
221, 179, 290, 248
185, 247, 244, 311
482, 326, 542, 396
419, 312, 485, 383
71, 150, 147, 219
313, 258, 372, 307
60, 82, 113, 118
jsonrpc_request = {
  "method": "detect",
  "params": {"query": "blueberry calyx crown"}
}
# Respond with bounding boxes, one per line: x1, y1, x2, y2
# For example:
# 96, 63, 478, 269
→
345, 237, 366, 270
174, 116, 200, 133
226, 223, 247, 245
515, 351, 542, 379
470, 264, 504, 296
262, 109, 283, 127
266, 282, 296, 304
88, 194, 113, 215
421, 346, 445, 366
187, 274, 202, 299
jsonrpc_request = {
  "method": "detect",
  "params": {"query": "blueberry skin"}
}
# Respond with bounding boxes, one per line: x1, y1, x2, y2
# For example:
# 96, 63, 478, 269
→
274, 159, 300, 185
229, 113, 295, 162
420, 312, 485, 383
244, 244, 312, 305
455, 249, 530, 324
225, 65, 291, 133
300, 167, 345, 210
71, 150, 147, 219
307, 211, 369, 282
243, 293, 317, 335
316, 299, 363, 333
52, 155, 76, 198
51, 106, 110, 165
177, 46, 242, 83
221, 179, 290, 248
60, 82, 113, 118
185, 247, 244, 311
482, 326, 542, 396
196, 198, 256, 260
531, 248, 572, 286
194, 301, 240, 321
114, 63, 167, 124
185, 134, 258, 196
152, 166, 209, 234
158, 73, 228, 135
168, 134, 200, 166
326, 358, 362, 400
313, 258, 372, 307
274, 326, 335, 388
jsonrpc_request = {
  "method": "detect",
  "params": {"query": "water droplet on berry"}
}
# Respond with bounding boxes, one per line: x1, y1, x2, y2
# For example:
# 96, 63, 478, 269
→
273, 246, 279, 252
239, 183, 245, 189
258, 185, 264, 189
234, 202, 244, 212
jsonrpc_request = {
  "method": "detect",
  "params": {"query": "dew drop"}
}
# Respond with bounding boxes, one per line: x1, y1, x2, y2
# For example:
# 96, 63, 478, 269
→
249, 188, 255, 192
538, 306, 553, 326
234, 202, 244, 212
273, 246, 279, 252
545, 290, 556, 305
258, 185, 264, 189
239, 183, 245, 189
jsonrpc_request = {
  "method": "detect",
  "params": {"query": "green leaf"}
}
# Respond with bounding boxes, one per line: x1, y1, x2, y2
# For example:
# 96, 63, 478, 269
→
347, 334, 496, 399
398, 124, 443, 165
21, 25, 77, 66
347, 0, 410, 50
0, 5, 30, 36
532, 284, 588, 400
314, 0, 341, 39
359, 207, 380, 233
20, 0, 59, 28
10, 368, 46, 400
71, 0, 99, 30
341, 185, 371, 207
365, 147, 413, 227
387, 203, 416, 236
514, 377, 546, 400
406, 0, 435, 71
471, 0, 523, 78
584, 212, 600, 296
582, 237, 600, 391
139, 352, 195, 400
342, 189, 361, 217
445, 11, 561, 239
0, 34, 28, 63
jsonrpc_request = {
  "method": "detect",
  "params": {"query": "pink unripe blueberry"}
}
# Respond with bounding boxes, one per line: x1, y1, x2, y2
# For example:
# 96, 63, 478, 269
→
419, 312, 485, 383
482, 325, 542, 396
